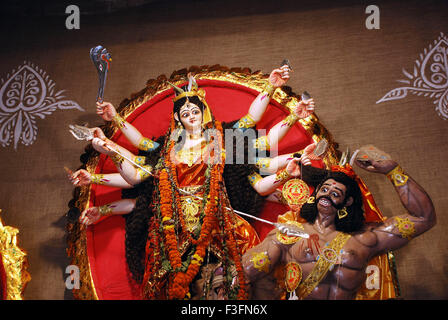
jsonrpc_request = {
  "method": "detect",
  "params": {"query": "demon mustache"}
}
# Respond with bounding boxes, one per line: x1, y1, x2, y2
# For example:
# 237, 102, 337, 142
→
316, 195, 346, 210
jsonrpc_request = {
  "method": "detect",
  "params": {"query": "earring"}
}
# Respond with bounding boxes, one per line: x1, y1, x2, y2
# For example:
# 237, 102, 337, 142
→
306, 196, 315, 204
337, 207, 348, 219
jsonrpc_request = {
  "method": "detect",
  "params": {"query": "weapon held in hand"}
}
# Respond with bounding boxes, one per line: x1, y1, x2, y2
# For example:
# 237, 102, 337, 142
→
90, 45, 112, 103
68, 124, 309, 238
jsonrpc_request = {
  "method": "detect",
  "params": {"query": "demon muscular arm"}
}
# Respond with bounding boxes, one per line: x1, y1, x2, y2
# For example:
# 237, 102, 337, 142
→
242, 229, 285, 299
355, 157, 436, 256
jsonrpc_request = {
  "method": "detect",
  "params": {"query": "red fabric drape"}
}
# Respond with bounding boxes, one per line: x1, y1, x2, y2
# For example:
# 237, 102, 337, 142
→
0, 252, 6, 300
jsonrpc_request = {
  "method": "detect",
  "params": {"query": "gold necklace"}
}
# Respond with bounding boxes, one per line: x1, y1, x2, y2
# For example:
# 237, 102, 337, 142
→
189, 133, 201, 140
176, 142, 205, 167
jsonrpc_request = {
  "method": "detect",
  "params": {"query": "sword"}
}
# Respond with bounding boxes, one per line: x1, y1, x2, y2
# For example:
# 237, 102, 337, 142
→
90, 45, 112, 103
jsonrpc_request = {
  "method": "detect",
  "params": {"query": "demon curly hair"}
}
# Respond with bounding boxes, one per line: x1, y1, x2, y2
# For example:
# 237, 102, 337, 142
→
300, 165, 365, 233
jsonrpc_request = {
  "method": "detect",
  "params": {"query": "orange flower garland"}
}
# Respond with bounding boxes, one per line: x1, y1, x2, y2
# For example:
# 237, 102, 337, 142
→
161, 119, 225, 299
144, 115, 248, 300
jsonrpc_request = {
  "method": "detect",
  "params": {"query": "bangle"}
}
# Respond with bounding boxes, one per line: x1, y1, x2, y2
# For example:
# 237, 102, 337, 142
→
253, 136, 270, 151
386, 165, 409, 187
91, 174, 106, 185
110, 154, 124, 166
137, 165, 153, 180
248, 172, 263, 187
289, 151, 303, 159
274, 169, 290, 184
235, 113, 256, 130
261, 82, 276, 98
255, 157, 272, 169
98, 204, 113, 217
138, 137, 158, 152
281, 113, 299, 128
134, 156, 147, 166
112, 114, 126, 129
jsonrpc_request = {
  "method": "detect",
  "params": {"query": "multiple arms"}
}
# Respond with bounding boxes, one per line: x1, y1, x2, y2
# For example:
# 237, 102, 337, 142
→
70, 63, 315, 224
254, 142, 316, 174
96, 102, 159, 152
79, 199, 137, 225
234, 65, 291, 130
253, 98, 315, 152
250, 158, 302, 196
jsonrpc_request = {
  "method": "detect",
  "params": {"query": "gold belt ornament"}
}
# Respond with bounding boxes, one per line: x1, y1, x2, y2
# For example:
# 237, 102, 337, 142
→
180, 196, 203, 232
296, 232, 351, 299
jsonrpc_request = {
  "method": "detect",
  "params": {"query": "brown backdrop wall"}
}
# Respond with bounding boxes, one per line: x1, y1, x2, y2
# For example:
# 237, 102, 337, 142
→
0, 0, 447, 299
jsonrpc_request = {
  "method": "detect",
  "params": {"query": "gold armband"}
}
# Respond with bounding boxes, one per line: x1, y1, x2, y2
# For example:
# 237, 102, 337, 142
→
98, 204, 113, 217
137, 165, 153, 180
110, 154, 124, 166
262, 82, 276, 98
281, 113, 299, 127
255, 157, 272, 169
274, 169, 290, 184
248, 172, 263, 187
395, 217, 416, 240
253, 135, 270, 151
236, 113, 256, 129
138, 137, 158, 152
91, 174, 106, 185
250, 252, 271, 273
134, 156, 147, 166
386, 165, 409, 187
112, 114, 126, 129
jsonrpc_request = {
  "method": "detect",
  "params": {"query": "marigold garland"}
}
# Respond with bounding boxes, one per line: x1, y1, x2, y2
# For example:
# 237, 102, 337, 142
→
144, 116, 248, 300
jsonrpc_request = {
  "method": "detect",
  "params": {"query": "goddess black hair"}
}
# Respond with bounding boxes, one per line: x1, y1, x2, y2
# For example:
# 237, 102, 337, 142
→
173, 95, 205, 123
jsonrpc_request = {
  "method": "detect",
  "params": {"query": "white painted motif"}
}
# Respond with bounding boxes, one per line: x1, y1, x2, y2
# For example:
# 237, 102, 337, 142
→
377, 32, 448, 120
0, 61, 84, 149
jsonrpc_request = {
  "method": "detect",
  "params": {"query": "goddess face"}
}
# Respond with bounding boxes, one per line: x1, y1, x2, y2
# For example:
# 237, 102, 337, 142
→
176, 102, 203, 132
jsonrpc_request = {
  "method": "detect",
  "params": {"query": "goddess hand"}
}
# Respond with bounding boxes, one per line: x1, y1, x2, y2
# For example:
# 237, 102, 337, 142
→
294, 98, 315, 119
300, 153, 312, 166
269, 65, 291, 88
92, 137, 116, 156
96, 101, 117, 121
69, 169, 92, 187
90, 127, 107, 140
79, 207, 100, 226
286, 158, 301, 177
